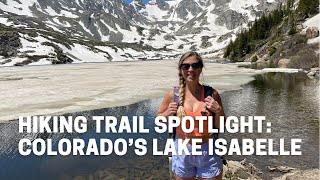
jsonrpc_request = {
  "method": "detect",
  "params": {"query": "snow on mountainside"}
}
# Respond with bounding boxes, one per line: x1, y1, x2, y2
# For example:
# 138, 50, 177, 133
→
0, 0, 285, 66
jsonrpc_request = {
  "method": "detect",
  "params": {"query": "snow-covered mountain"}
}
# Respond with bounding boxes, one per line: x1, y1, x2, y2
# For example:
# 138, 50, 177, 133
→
0, 0, 285, 66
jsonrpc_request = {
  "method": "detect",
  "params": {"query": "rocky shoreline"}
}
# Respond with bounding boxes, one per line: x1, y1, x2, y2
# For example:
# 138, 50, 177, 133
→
223, 160, 319, 180
305, 67, 320, 79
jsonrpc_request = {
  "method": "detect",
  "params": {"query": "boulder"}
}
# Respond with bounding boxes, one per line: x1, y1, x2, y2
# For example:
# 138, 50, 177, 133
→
310, 67, 319, 73
307, 71, 316, 76
306, 27, 319, 39
277, 58, 291, 68
307, 67, 319, 77
223, 160, 256, 180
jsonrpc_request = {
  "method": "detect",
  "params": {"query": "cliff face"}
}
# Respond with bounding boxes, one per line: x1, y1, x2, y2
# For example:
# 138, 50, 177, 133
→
246, 14, 319, 71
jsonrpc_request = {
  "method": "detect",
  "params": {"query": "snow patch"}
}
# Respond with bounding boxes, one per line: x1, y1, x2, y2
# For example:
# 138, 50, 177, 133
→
28, 58, 52, 65
307, 36, 320, 44
144, 2, 169, 21
229, 0, 259, 21
0, 17, 13, 26
115, 24, 140, 43
44, 7, 78, 18
18, 35, 55, 56
59, 44, 111, 63
0, 0, 38, 16
79, 21, 94, 36
303, 13, 320, 29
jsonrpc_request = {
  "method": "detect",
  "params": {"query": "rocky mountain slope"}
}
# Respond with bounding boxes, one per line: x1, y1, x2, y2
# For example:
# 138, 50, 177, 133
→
0, 0, 285, 66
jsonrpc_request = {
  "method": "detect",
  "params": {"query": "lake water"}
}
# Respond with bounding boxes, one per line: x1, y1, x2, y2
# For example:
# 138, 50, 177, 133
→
0, 62, 318, 179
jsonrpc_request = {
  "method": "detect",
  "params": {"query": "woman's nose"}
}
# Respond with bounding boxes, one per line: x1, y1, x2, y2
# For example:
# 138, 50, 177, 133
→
188, 66, 195, 71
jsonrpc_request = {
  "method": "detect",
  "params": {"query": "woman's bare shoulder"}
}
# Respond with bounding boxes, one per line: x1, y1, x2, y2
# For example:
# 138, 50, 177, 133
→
212, 88, 220, 96
164, 89, 174, 101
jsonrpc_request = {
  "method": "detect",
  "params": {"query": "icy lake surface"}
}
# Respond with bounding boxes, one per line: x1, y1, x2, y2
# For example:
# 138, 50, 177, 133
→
0, 60, 259, 121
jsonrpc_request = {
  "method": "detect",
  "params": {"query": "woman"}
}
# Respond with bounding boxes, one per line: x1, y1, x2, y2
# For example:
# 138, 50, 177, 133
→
157, 51, 225, 180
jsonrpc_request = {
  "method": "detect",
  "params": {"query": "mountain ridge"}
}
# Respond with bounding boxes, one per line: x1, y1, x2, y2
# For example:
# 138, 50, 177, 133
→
0, 0, 285, 66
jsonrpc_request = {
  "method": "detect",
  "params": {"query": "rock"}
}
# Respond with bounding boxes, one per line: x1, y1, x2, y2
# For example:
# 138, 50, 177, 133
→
190, 45, 198, 51
217, 32, 233, 43
306, 27, 319, 39
200, 41, 212, 48
256, 54, 269, 63
272, 169, 319, 180
215, 9, 248, 30
296, 24, 304, 31
163, 34, 176, 41
310, 67, 319, 73
200, 36, 213, 48
267, 166, 295, 173
307, 71, 316, 76
277, 58, 291, 68
223, 160, 256, 180
0, 31, 21, 58
306, 67, 319, 78
0, 59, 12, 65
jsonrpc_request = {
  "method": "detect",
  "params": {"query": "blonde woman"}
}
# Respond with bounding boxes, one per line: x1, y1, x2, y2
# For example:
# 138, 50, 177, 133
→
157, 51, 225, 180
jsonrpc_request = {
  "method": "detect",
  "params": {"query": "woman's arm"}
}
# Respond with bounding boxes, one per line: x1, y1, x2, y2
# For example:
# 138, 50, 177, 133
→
157, 90, 178, 118
204, 89, 225, 129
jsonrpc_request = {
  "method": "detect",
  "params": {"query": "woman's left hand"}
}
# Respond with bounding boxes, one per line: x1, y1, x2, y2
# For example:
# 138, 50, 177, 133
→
204, 96, 222, 113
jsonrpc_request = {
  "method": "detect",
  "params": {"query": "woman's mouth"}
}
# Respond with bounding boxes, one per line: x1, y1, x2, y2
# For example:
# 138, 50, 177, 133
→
187, 73, 195, 79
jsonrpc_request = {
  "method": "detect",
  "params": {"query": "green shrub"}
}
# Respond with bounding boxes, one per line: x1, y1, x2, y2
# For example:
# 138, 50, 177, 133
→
268, 35, 284, 46
251, 55, 258, 62
268, 47, 277, 56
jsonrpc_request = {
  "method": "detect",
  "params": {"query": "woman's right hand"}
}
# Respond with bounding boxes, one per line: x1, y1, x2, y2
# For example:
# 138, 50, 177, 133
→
166, 102, 178, 116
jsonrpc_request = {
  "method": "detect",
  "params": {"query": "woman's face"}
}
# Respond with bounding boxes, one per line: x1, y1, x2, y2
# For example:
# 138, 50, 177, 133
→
180, 55, 202, 82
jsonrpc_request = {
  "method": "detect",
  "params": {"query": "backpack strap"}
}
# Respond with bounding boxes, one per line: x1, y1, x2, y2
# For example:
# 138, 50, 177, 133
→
204, 85, 214, 99
203, 85, 215, 116
203, 85, 220, 139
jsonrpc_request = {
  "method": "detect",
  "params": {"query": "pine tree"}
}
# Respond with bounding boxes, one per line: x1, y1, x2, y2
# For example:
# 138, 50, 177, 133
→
297, 0, 319, 18
288, 11, 296, 35
286, 0, 294, 14
251, 19, 258, 40
223, 40, 234, 58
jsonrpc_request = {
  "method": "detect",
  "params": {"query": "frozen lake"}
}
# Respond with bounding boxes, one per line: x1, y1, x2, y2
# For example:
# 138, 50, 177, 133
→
0, 60, 259, 121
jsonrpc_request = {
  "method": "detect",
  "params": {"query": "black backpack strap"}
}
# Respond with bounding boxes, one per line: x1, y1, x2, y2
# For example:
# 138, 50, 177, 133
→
204, 85, 227, 165
203, 85, 218, 138
204, 85, 213, 98
203, 85, 215, 116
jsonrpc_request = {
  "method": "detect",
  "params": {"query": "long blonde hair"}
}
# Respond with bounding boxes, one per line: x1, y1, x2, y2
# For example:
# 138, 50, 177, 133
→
176, 51, 204, 119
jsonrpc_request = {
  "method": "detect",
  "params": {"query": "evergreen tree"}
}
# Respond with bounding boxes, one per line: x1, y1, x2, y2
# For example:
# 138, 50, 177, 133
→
288, 11, 296, 35
251, 19, 258, 40
258, 14, 267, 39
222, 1, 289, 61
286, 0, 294, 14
223, 40, 234, 58
297, 0, 319, 18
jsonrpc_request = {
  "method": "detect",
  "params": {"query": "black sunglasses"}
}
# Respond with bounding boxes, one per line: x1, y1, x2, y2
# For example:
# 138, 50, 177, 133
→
180, 61, 202, 70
